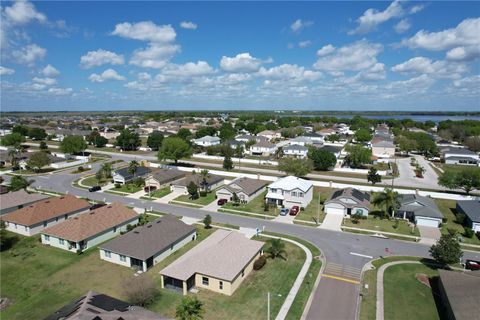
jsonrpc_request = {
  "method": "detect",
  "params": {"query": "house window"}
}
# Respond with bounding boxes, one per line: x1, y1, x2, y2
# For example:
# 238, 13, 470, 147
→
219, 281, 223, 290
43, 221, 47, 227
64, 214, 68, 219
56, 217, 59, 222
59, 239, 64, 245
270, 188, 277, 193
14, 223, 17, 229
202, 277, 209, 285
299, 192, 304, 198
292, 192, 297, 197
24, 226, 28, 231
170, 244, 174, 250
44, 235, 50, 241
113, 226, 117, 233
120, 255, 126, 262
104, 250, 111, 258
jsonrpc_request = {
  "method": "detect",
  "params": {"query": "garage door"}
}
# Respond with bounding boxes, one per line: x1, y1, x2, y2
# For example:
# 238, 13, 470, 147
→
325, 206, 345, 216
416, 217, 440, 228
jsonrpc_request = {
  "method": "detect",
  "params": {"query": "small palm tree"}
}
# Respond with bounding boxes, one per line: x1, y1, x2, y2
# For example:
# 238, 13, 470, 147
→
7, 148, 18, 168
199, 169, 210, 194
265, 238, 287, 260
371, 188, 400, 218
128, 160, 139, 179
175, 296, 204, 320
101, 162, 112, 179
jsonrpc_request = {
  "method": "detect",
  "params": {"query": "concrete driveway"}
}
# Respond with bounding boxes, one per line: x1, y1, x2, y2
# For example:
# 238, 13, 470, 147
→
418, 225, 441, 245
203, 199, 220, 212
319, 213, 344, 231
154, 189, 184, 204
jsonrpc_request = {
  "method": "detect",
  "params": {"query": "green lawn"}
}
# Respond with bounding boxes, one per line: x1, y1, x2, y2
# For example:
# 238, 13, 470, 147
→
174, 190, 217, 206
295, 187, 335, 223
384, 264, 440, 320
223, 191, 277, 216
144, 186, 172, 199
110, 184, 143, 194
343, 215, 420, 237
81, 175, 110, 187
435, 199, 480, 245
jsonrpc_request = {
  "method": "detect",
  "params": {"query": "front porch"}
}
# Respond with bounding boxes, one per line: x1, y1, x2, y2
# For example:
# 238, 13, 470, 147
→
161, 274, 196, 295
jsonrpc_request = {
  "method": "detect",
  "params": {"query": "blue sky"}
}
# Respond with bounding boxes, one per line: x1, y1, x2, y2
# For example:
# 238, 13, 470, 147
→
1, 1, 479, 111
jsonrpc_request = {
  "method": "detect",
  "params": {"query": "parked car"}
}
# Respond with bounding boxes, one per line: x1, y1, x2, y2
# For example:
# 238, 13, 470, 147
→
144, 186, 157, 193
88, 185, 101, 192
217, 198, 228, 205
465, 259, 480, 270
289, 206, 300, 216
279, 208, 289, 216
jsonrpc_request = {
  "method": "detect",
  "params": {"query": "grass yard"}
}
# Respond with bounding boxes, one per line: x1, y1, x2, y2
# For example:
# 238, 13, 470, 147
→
110, 184, 143, 194
81, 175, 109, 187
294, 187, 335, 224
343, 215, 420, 237
435, 199, 480, 245
174, 190, 217, 206
384, 264, 440, 320
144, 186, 172, 199
223, 191, 277, 216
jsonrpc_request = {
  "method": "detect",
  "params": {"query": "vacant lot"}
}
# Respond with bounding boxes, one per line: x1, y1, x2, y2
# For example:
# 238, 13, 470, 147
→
343, 215, 420, 237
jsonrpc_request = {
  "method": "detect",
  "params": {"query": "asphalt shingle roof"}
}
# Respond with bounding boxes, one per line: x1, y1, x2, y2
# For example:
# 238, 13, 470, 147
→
457, 200, 480, 222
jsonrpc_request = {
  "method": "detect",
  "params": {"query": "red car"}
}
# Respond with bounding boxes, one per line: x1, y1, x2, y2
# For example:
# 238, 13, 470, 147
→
465, 259, 480, 271
217, 199, 228, 206
289, 206, 300, 216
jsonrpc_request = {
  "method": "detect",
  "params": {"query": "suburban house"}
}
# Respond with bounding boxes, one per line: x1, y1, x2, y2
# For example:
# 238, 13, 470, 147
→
437, 269, 480, 320
257, 130, 281, 140
215, 177, 267, 203
99, 128, 120, 140
171, 173, 224, 195
235, 134, 256, 143
250, 141, 277, 156
456, 200, 480, 232
112, 166, 152, 185
192, 135, 221, 147
229, 139, 245, 151
41, 203, 139, 253
265, 176, 313, 209
0, 189, 48, 215
283, 144, 309, 158
371, 140, 396, 158
99, 215, 196, 272
318, 145, 342, 159
394, 194, 444, 227
318, 128, 336, 137
289, 136, 312, 146
324, 188, 371, 217
144, 169, 186, 190
303, 132, 324, 143
44, 291, 169, 320
1, 195, 91, 236
441, 147, 479, 166
160, 229, 264, 296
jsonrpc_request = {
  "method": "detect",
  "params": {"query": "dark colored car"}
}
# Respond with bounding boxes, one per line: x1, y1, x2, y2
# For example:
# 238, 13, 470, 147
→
465, 259, 480, 270
217, 199, 228, 205
289, 205, 300, 216
88, 185, 101, 192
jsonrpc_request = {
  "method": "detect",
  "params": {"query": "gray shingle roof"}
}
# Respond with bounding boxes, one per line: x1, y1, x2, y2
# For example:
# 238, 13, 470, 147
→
174, 173, 223, 187
114, 166, 151, 181
221, 177, 267, 196
100, 215, 195, 261
457, 200, 480, 222
0, 189, 48, 211
148, 169, 186, 185
398, 194, 443, 219
284, 144, 308, 152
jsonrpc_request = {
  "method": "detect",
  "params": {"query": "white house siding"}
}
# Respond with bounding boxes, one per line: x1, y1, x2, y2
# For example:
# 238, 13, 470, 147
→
112, 174, 126, 185
172, 180, 223, 196
283, 187, 313, 209
100, 249, 132, 268
41, 234, 76, 252
472, 222, 480, 233
415, 216, 442, 228
372, 146, 395, 158
216, 189, 233, 201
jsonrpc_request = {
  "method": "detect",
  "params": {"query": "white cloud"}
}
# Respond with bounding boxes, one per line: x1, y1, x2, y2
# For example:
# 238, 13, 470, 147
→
12, 44, 46, 65
401, 18, 480, 51
161, 61, 214, 78
138, 72, 151, 81
391, 57, 467, 79
316, 44, 335, 56
129, 43, 180, 69
258, 64, 321, 82
349, 0, 404, 34
220, 53, 263, 73
298, 40, 312, 48
80, 49, 125, 69
33, 77, 57, 86
48, 87, 73, 96
313, 40, 383, 72
410, 4, 424, 14
111, 21, 176, 43
453, 75, 480, 88
357, 63, 386, 81
446, 45, 480, 62
290, 19, 313, 33
386, 74, 435, 93
0, 66, 15, 75
394, 19, 411, 33
41, 64, 60, 77
4, 1, 46, 25
89, 69, 126, 82
180, 21, 197, 30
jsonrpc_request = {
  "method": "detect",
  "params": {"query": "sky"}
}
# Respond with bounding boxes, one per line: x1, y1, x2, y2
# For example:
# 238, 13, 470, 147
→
0, 1, 479, 112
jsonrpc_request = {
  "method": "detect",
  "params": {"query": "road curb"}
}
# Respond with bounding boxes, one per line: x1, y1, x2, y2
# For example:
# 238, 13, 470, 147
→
300, 249, 326, 320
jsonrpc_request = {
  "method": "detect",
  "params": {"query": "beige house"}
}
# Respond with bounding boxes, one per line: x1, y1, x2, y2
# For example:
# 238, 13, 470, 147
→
215, 177, 267, 203
160, 229, 264, 296
371, 140, 395, 159
144, 169, 186, 189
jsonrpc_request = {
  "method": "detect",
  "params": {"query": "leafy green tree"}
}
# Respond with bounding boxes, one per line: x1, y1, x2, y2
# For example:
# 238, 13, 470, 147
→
28, 127, 47, 140
234, 145, 244, 158
438, 167, 480, 195
203, 214, 212, 229
354, 128, 372, 143
95, 169, 104, 184
278, 157, 313, 177
429, 232, 463, 265
345, 145, 372, 168
326, 134, 340, 143
367, 167, 382, 185
39, 141, 48, 150
1, 133, 25, 147
265, 238, 287, 259
27, 152, 51, 172
465, 136, 480, 152
9, 175, 33, 191
223, 154, 234, 171
176, 128, 192, 141
147, 131, 164, 150
158, 137, 192, 164
308, 147, 336, 171
116, 129, 141, 151
232, 192, 240, 206
195, 126, 217, 139
12, 125, 29, 136
395, 136, 417, 155
176, 296, 204, 320
371, 188, 400, 218
101, 162, 112, 179
199, 169, 210, 194
128, 160, 139, 180
187, 181, 199, 199
60, 135, 87, 155
219, 122, 236, 142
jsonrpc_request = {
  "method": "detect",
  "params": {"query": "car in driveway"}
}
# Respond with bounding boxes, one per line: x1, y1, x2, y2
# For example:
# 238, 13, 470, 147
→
289, 206, 299, 216
279, 208, 289, 216
217, 198, 228, 206
88, 185, 101, 192
465, 259, 480, 270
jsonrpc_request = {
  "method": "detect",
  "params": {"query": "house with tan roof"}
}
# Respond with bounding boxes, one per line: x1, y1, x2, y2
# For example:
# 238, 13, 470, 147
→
1, 195, 90, 236
215, 177, 267, 203
99, 215, 196, 272
160, 229, 264, 296
0, 189, 48, 215
144, 168, 186, 190
41, 203, 138, 253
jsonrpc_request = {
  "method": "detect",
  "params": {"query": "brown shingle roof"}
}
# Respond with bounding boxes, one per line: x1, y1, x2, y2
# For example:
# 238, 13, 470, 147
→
42, 203, 138, 242
174, 173, 223, 188
222, 177, 267, 196
148, 169, 186, 185
0, 189, 48, 211
1, 195, 90, 226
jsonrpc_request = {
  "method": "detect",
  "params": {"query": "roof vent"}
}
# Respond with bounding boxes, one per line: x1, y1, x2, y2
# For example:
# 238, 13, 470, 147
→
107, 206, 112, 208
156, 220, 161, 223
60, 197, 64, 199
44, 201, 50, 203
134, 231, 139, 234
147, 225, 152, 228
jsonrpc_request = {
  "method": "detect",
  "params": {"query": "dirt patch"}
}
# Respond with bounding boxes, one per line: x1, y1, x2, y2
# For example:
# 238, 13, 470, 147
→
416, 273, 431, 288
0, 297, 12, 311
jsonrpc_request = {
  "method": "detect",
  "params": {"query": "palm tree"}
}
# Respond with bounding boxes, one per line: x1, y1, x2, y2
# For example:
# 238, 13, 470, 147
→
199, 169, 210, 194
175, 296, 204, 320
101, 162, 112, 179
128, 160, 139, 179
265, 238, 287, 259
7, 148, 18, 168
371, 188, 400, 218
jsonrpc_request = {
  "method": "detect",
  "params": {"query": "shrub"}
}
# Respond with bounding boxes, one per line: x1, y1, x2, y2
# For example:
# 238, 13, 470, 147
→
253, 255, 267, 270
393, 219, 399, 229
199, 191, 207, 197
78, 166, 84, 172
455, 213, 465, 224
464, 228, 474, 238
114, 183, 121, 188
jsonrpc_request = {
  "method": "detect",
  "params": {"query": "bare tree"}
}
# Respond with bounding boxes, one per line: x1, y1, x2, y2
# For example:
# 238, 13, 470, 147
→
122, 274, 158, 307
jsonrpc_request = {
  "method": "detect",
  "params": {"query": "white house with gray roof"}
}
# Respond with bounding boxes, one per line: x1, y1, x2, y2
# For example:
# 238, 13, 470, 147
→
372, 140, 396, 159
324, 188, 370, 217
456, 200, 480, 232
283, 144, 309, 158
192, 135, 221, 147
394, 194, 444, 227
250, 141, 277, 156
265, 176, 313, 209
441, 147, 479, 166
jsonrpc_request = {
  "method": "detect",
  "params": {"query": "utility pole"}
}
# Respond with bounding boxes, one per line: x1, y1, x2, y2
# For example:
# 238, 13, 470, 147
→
317, 192, 321, 225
